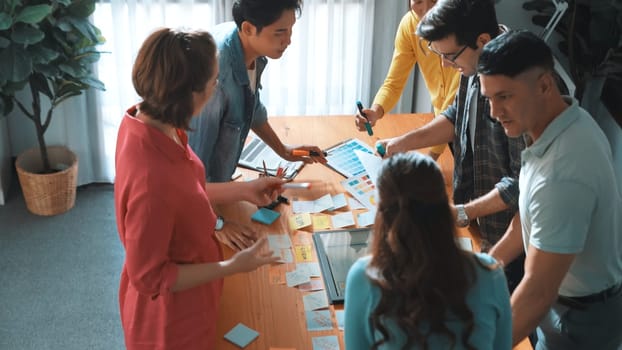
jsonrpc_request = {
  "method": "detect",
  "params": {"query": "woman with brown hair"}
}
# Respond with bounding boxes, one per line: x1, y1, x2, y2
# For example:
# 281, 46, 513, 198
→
344, 152, 511, 349
114, 28, 281, 349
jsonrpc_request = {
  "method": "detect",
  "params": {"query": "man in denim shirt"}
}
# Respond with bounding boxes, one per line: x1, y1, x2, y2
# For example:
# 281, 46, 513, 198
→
376, 0, 526, 291
189, 0, 325, 183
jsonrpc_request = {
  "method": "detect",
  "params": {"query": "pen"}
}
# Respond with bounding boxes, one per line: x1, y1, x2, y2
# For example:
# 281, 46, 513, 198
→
262, 160, 269, 176
292, 149, 328, 157
283, 182, 311, 189
356, 100, 374, 136
376, 143, 386, 157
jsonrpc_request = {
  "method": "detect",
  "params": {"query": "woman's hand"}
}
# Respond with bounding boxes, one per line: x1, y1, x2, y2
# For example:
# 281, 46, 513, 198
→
229, 237, 280, 273
281, 144, 327, 164
215, 219, 258, 251
242, 177, 286, 206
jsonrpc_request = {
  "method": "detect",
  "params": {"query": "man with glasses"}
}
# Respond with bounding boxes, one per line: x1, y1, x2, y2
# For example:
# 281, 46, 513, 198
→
376, 0, 526, 293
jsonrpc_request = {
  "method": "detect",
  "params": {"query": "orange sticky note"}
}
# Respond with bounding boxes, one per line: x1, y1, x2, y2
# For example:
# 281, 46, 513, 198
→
292, 231, 313, 245
269, 265, 287, 285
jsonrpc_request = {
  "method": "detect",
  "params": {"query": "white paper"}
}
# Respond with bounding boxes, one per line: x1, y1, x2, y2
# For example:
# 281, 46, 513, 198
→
303, 290, 329, 310
286, 269, 311, 287
354, 149, 383, 188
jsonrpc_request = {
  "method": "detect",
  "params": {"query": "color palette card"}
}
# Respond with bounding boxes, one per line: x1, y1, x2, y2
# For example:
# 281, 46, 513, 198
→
341, 173, 377, 210
325, 138, 375, 178
224, 323, 259, 348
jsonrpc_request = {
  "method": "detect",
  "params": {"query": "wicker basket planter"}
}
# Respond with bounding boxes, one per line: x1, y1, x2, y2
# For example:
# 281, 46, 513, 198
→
15, 146, 78, 216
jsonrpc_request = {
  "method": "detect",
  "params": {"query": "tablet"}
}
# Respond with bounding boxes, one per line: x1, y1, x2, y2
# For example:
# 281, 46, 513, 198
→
313, 228, 372, 304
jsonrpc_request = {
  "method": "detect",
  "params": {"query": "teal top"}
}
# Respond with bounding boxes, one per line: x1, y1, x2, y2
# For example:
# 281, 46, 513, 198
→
344, 253, 511, 349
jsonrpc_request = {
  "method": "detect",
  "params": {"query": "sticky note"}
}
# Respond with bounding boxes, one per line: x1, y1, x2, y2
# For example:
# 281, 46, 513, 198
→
291, 232, 313, 245
289, 213, 312, 230
329, 193, 348, 210
298, 279, 324, 292
303, 291, 329, 311
312, 335, 339, 350
224, 323, 259, 348
356, 210, 375, 227
294, 245, 314, 262
296, 262, 321, 277
286, 269, 311, 287
269, 265, 287, 285
331, 212, 355, 228
312, 215, 332, 230
305, 310, 333, 331
457, 236, 473, 251
268, 234, 293, 249
251, 208, 281, 225
335, 310, 345, 330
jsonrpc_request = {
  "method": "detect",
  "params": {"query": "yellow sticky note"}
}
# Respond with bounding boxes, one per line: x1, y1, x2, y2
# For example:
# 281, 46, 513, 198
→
312, 215, 331, 230
288, 213, 312, 230
294, 245, 314, 262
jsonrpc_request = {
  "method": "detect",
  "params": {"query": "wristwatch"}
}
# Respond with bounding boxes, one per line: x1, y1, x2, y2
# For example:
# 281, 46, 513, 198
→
215, 216, 225, 231
456, 204, 470, 227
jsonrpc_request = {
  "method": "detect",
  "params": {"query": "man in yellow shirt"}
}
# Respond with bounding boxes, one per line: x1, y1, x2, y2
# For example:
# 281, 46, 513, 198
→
355, 0, 460, 159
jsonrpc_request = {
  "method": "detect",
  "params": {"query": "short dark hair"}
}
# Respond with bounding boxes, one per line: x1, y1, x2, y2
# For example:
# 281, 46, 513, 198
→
417, 0, 499, 49
232, 0, 303, 33
478, 30, 554, 77
132, 28, 217, 129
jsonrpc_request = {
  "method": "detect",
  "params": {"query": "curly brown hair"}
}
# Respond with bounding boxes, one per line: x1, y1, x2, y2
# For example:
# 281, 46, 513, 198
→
369, 152, 480, 350
132, 28, 217, 129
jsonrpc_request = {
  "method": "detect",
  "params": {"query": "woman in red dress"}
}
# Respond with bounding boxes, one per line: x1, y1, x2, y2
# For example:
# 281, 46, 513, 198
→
114, 28, 281, 349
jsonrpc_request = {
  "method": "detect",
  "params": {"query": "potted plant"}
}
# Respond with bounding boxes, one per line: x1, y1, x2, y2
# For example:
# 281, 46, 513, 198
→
0, 0, 105, 215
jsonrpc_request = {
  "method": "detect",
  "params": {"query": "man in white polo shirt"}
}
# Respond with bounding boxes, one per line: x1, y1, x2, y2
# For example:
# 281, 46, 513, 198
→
479, 30, 622, 349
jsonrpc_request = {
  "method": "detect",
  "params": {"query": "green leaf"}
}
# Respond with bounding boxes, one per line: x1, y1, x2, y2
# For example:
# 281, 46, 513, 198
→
34, 64, 60, 78
0, 36, 10, 48
0, 13, 12, 30
15, 5, 52, 24
67, 0, 96, 18
28, 44, 60, 65
59, 62, 81, 77
81, 76, 105, 91
30, 73, 53, 100
11, 24, 45, 45
67, 17, 99, 43
75, 51, 100, 64
54, 90, 83, 107
0, 44, 33, 82
55, 0, 73, 6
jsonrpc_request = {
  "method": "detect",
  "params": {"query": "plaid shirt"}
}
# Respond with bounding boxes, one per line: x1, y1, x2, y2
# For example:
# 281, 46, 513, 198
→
442, 75, 526, 243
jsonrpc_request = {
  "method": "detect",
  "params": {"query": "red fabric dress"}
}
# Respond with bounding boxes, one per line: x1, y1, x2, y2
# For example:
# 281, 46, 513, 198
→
114, 106, 223, 349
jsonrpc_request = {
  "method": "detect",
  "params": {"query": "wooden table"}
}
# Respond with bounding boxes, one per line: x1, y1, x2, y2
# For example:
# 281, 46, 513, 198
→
215, 114, 531, 350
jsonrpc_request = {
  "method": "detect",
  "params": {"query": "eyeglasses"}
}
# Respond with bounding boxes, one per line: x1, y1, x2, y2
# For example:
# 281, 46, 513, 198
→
427, 41, 468, 64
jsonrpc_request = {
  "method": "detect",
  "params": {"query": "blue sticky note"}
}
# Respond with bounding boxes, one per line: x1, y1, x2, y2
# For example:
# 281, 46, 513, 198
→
306, 310, 333, 331
312, 335, 340, 350
224, 323, 259, 348
251, 207, 281, 225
